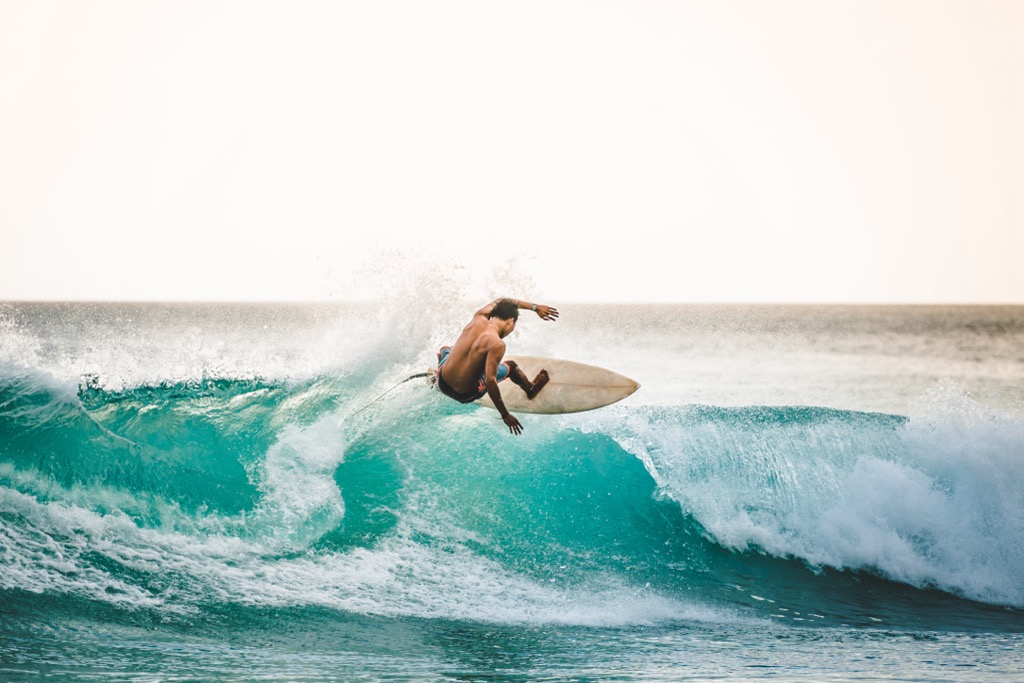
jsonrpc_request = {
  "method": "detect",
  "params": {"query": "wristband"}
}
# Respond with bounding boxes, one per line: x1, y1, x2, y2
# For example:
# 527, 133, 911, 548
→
531, 304, 538, 312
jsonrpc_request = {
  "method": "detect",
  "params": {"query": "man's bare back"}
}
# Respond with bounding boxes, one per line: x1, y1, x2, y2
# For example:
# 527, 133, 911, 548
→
436, 298, 559, 435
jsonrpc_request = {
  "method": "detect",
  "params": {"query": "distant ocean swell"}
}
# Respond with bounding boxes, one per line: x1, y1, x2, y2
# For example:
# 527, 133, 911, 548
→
2, 362, 1022, 631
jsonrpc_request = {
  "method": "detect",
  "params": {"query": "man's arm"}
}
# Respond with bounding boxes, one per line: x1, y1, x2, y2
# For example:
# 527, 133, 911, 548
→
515, 299, 559, 321
474, 298, 560, 321
474, 299, 502, 319
482, 338, 523, 436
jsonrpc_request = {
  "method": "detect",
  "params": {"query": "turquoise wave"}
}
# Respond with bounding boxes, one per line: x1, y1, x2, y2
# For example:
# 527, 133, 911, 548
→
1, 366, 1021, 632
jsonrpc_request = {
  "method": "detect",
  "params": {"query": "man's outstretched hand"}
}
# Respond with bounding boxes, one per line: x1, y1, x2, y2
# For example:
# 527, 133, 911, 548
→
502, 412, 523, 436
535, 305, 559, 321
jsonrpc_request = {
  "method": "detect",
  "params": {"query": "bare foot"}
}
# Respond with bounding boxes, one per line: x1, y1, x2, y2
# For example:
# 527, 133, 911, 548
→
526, 369, 550, 399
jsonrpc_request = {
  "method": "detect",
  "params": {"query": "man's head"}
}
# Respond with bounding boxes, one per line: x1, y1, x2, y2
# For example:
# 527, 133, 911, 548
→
489, 298, 519, 338
489, 298, 520, 322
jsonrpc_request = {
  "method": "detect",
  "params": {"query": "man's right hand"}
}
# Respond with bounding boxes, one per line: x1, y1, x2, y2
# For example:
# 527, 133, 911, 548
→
502, 412, 523, 436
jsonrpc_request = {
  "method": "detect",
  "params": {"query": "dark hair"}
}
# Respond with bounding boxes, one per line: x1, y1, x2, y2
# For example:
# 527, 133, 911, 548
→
489, 298, 520, 321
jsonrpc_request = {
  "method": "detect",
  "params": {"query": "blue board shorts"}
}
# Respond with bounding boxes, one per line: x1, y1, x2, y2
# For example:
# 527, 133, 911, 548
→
435, 346, 510, 403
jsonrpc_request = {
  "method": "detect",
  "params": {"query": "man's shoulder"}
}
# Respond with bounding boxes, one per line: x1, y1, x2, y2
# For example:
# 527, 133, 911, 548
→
483, 331, 505, 352
472, 326, 504, 350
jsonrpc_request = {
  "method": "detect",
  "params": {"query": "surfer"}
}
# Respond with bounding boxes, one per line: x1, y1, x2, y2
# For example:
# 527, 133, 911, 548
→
436, 298, 558, 435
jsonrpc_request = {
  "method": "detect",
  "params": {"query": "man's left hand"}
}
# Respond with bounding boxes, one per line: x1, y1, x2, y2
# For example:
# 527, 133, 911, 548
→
535, 305, 559, 321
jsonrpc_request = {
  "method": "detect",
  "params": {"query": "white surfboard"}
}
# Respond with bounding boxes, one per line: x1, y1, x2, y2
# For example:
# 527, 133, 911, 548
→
476, 356, 639, 414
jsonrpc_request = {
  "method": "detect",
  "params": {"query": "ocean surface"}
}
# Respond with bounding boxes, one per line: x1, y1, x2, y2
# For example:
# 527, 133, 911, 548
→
1, 301, 1022, 682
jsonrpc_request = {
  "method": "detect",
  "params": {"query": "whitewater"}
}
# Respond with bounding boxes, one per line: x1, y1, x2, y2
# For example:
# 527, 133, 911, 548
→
1, 301, 1022, 682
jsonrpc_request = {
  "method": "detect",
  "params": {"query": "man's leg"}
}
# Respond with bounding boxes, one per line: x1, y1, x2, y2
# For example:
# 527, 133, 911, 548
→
504, 360, 550, 400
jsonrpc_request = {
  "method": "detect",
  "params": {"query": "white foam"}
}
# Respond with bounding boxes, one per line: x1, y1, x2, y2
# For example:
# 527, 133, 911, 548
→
0, 486, 177, 611
243, 416, 349, 550
0, 470, 736, 627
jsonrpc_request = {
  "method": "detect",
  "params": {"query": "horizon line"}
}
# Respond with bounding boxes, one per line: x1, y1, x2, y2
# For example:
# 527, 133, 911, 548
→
4, 298, 1023, 307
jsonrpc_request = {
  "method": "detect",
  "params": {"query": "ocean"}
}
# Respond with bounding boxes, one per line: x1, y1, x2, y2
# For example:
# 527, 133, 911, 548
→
1, 301, 1022, 682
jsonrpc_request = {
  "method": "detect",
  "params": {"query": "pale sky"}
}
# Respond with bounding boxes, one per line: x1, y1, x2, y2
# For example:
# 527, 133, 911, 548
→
1, 0, 1021, 303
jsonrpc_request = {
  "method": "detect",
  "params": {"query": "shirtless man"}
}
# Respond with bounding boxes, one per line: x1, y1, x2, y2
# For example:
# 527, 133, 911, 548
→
435, 298, 559, 435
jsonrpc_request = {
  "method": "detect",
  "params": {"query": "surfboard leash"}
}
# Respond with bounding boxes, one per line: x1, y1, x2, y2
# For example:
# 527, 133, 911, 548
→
350, 371, 433, 416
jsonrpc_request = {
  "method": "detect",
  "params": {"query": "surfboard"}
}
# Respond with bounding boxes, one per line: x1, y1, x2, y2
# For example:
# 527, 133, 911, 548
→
476, 356, 639, 414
